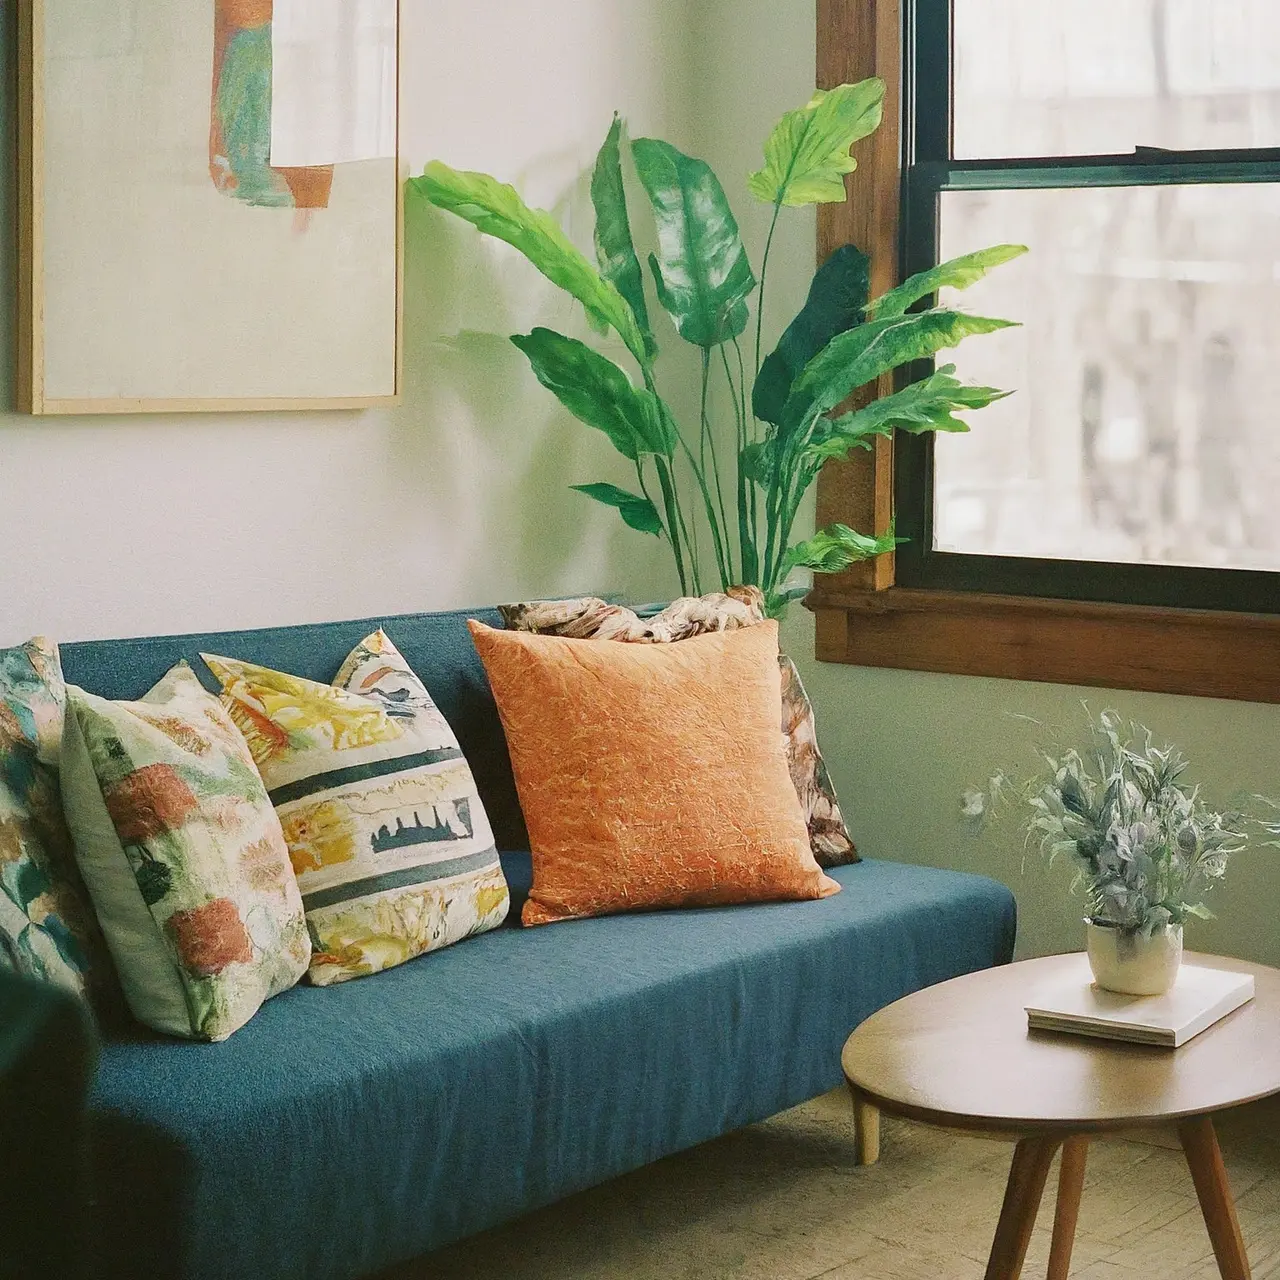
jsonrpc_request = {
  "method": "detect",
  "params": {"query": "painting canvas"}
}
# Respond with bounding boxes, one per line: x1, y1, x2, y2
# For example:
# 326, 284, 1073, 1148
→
17, 0, 400, 413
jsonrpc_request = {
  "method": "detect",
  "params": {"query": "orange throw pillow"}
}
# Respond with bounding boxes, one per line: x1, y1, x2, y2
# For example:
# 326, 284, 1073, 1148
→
468, 619, 840, 926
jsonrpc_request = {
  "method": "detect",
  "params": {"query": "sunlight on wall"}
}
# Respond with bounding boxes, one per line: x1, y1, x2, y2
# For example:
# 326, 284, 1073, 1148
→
0, 2, 690, 641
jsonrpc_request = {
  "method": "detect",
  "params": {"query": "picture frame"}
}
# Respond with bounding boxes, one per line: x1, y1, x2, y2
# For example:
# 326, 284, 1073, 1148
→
16, 0, 403, 415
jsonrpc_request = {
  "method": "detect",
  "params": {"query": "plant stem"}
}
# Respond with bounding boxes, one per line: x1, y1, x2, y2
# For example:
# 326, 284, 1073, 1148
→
774, 469, 803, 593
719, 345, 744, 448
662, 355, 728, 590
676, 480, 702, 596
698, 350, 710, 478
762, 467, 781, 596
730, 335, 760, 586
634, 458, 665, 539
775, 415, 835, 597
640, 369, 703, 597
776, 422, 822, 576
762, 418, 809, 597
676, 431, 729, 589
752, 200, 784, 378
749, 202, 784, 593
720, 344, 755, 589
701, 349, 736, 585
651, 456, 689, 596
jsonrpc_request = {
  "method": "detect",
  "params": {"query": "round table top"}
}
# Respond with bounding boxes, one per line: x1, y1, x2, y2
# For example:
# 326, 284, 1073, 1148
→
842, 952, 1280, 1133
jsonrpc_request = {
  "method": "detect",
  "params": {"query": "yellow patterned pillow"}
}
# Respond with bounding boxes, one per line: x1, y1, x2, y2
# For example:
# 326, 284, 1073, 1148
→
201, 631, 509, 985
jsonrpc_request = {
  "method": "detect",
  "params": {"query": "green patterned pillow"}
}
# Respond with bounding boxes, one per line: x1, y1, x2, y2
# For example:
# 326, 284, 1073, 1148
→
202, 630, 510, 985
62, 663, 310, 1041
0, 638, 107, 999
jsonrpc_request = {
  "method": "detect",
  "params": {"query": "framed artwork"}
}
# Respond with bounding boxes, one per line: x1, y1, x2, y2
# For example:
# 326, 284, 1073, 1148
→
16, 0, 402, 414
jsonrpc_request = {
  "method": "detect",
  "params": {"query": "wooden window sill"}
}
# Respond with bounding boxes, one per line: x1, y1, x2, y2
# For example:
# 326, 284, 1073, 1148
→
812, 0, 1279, 706
806, 588, 1280, 704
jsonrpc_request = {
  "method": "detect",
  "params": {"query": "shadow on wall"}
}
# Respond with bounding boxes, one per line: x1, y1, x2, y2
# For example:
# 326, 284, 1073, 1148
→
397, 179, 674, 603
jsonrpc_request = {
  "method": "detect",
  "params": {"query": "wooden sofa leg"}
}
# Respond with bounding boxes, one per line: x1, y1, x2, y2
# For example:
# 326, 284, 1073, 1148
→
849, 1086, 881, 1165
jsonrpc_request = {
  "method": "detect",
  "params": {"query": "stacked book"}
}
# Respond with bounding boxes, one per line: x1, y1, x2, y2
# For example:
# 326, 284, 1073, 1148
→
1025, 959, 1255, 1048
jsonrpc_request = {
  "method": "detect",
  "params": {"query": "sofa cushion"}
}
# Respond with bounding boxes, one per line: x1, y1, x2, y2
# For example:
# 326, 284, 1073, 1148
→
58, 607, 528, 855
0, 638, 107, 1000
499, 594, 859, 868
202, 631, 509, 985
470, 619, 839, 925
89, 855, 1016, 1280
62, 664, 310, 1040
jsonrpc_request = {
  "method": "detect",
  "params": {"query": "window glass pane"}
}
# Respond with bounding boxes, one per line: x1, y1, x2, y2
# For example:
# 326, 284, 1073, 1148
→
932, 184, 1280, 572
954, 0, 1280, 157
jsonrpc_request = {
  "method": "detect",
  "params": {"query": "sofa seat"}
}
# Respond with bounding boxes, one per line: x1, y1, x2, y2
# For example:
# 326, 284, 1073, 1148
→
47, 605, 1017, 1279
90, 852, 1014, 1280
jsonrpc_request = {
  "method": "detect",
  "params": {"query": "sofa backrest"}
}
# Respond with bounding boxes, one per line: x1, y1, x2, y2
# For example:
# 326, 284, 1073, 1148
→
58, 605, 529, 851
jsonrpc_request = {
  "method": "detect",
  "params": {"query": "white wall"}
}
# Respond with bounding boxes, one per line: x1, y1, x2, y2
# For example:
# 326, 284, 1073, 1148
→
0, 1, 692, 644
5, 0, 1278, 966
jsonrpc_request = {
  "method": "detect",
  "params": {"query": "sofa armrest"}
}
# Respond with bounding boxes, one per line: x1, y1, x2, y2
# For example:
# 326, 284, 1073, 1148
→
0, 970, 97, 1280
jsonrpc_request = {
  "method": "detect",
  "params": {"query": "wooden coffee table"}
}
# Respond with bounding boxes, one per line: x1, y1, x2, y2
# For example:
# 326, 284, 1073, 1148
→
842, 952, 1280, 1280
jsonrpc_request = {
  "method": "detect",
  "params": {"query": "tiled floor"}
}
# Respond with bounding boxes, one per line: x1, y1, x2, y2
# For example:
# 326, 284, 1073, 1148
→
386, 1090, 1280, 1280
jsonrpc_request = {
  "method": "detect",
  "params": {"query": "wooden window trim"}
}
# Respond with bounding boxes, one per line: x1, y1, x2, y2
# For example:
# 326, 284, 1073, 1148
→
810, 0, 1280, 705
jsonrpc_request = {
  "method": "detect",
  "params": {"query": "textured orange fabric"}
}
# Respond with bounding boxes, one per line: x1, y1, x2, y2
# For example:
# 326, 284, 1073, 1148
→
468, 619, 841, 926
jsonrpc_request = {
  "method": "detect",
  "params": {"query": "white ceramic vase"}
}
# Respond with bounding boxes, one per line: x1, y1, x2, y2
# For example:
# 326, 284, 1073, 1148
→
1086, 920, 1183, 996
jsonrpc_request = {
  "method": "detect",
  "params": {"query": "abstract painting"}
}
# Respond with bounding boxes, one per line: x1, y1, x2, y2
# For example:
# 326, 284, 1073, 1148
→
17, 0, 400, 413
210, 0, 336, 213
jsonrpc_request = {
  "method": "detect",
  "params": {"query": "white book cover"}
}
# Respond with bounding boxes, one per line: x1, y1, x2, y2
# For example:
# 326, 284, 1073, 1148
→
1025, 957, 1255, 1048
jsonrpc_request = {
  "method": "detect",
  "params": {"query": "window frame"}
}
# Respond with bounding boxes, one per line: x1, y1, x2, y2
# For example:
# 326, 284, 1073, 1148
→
808, 0, 1280, 703
897, 0, 1280, 615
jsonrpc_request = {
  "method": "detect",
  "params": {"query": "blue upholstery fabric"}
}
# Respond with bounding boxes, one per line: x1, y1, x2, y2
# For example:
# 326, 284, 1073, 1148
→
60, 607, 528, 852
61, 609, 1016, 1280
91, 856, 1013, 1280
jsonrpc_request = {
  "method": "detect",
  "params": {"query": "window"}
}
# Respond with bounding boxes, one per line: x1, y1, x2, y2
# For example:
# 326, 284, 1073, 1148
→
897, 0, 1280, 613
809, 0, 1280, 702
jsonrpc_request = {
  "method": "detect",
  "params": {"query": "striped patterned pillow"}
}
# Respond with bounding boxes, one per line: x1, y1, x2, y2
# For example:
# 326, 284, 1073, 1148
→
201, 631, 509, 985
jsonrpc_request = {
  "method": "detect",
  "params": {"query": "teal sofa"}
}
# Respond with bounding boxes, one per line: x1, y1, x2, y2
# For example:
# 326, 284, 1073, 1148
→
17, 605, 1016, 1280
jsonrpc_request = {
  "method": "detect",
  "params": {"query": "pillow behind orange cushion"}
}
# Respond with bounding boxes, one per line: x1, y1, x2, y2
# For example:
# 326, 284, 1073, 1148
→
467, 619, 840, 926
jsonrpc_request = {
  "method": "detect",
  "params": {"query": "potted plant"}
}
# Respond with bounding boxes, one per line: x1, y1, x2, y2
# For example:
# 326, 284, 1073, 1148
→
964, 710, 1280, 995
410, 79, 1024, 615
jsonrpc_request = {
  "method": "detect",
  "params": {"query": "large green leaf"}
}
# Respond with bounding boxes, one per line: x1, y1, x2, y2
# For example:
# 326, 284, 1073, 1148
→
591, 115, 655, 358
511, 328, 675, 460
752, 244, 870, 424
780, 309, 1019, 433
631, 138, 756, 348
570, 482, 664, 536
412, 161, 648, 364
783, 522, 902, 573
747, 80, 885, 207
867, 245, 1029, 320
804, 365, 1011, 462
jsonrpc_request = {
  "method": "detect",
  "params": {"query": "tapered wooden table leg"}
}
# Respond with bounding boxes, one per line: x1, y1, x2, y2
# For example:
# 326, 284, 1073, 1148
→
1047, 1136, 1088, 1280
1179, 1116, 1251, 1280
847, 1084, 880, 1165
984, 1136, 1061, 1280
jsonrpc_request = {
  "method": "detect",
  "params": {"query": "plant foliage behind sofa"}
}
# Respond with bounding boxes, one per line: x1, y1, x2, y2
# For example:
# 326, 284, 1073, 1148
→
411, 78, 1026, 615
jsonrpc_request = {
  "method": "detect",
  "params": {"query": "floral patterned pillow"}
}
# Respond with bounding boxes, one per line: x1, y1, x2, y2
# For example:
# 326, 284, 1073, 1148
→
61, 663, 310, 1041
0, 638, 108, 999
202, 630, 509, 986
499, 593, 859, 867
